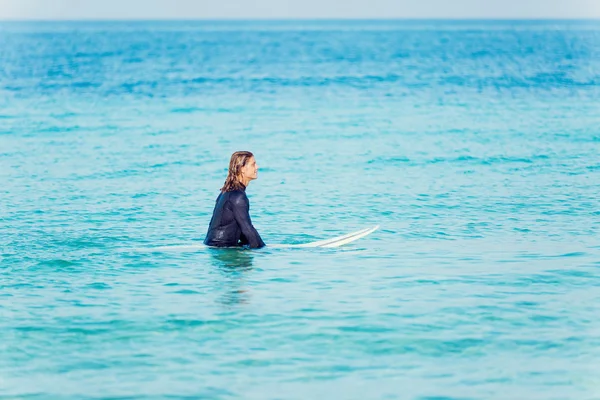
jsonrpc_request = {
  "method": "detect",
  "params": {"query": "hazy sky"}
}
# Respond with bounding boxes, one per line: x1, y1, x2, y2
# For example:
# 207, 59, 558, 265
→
0, 0, 599, 19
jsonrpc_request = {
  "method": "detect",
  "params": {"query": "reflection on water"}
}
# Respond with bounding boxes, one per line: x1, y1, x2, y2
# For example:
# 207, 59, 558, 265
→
209, 248, 254, 306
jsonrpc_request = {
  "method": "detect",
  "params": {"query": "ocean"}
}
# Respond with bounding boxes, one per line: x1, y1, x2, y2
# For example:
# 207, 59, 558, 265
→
1, 20, 599, 399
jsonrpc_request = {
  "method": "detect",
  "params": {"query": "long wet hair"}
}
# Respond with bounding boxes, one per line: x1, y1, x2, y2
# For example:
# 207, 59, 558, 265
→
220, 151, 254, 192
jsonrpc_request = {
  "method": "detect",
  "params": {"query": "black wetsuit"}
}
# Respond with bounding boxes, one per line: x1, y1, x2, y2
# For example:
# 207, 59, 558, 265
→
203, 188, 265, 248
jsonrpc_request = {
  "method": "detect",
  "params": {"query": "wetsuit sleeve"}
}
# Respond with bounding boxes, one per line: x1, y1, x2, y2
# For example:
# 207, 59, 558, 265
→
230, 192, 266, 249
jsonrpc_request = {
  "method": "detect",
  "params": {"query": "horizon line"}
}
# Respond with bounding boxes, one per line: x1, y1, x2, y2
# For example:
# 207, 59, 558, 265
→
1, 17, 600, 22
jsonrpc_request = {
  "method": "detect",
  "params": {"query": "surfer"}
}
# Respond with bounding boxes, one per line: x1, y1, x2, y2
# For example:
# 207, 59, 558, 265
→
203, 151, 266, 249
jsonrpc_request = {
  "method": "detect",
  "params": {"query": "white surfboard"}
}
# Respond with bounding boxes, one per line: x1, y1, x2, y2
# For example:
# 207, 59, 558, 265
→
268, 225, 379, 248
141, 225, 379, 252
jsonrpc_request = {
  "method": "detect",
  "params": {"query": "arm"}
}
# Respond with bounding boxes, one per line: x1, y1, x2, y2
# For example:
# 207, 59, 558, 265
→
230, 192, 266, 249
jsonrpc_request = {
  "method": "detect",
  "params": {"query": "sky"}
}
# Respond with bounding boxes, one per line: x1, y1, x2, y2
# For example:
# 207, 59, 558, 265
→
0, 0, 599, 20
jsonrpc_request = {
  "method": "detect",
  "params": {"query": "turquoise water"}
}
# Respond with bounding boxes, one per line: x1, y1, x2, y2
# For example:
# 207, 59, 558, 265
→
1, 20, 600, 399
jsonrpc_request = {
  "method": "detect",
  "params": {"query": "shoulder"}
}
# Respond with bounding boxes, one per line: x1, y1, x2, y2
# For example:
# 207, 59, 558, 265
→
227, 190, 249, 205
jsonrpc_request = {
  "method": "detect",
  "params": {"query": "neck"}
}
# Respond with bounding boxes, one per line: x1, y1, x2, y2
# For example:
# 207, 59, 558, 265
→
239, 178, 250, 188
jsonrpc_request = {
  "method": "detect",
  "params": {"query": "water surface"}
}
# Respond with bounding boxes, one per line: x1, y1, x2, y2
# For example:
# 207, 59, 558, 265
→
1, 20, 600, 399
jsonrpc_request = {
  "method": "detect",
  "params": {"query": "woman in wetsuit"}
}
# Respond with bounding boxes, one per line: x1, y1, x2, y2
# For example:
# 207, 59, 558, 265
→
204, 151, 266, 249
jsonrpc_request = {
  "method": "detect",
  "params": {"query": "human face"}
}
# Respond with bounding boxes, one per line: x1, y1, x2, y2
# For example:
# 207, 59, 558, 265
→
240, 156, 258, 182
